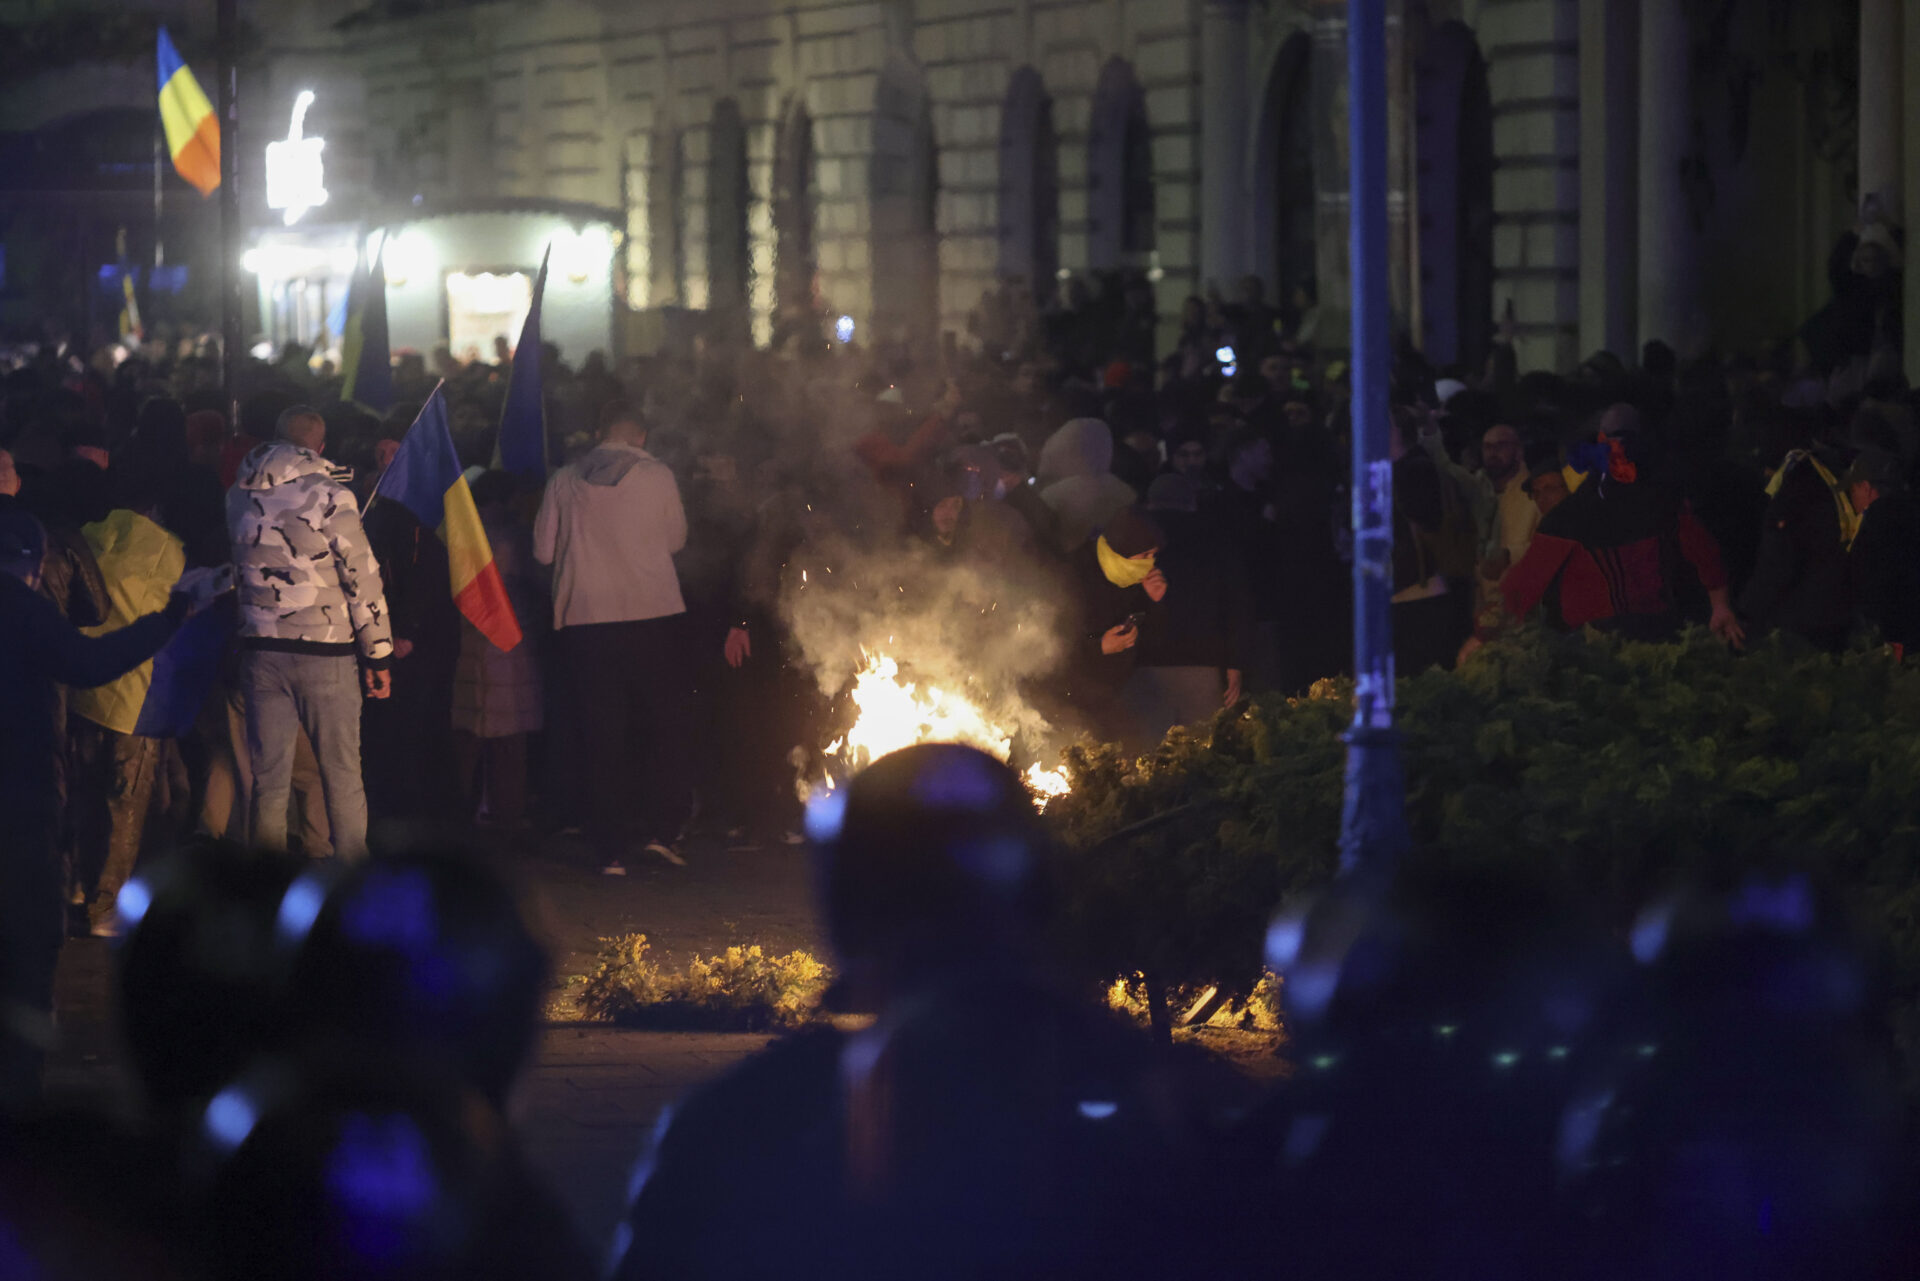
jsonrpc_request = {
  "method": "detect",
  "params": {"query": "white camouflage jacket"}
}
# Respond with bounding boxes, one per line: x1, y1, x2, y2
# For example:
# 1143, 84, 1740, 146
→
226, 442, 394, 663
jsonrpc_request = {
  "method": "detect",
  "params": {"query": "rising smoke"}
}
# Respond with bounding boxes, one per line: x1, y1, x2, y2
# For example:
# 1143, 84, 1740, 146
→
778, 529, 1067, 761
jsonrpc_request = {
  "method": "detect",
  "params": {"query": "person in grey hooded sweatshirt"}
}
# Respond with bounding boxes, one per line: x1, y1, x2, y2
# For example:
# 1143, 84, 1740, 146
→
533, 400, 691, 874
1034, 417, 1139, 553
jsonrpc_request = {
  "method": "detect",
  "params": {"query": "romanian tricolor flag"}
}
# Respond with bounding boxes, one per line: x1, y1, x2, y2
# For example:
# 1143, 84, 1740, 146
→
493, 243, 550, 479
339, 240, 394, 413
373, 385, 523, 652
157, 27, 220, 198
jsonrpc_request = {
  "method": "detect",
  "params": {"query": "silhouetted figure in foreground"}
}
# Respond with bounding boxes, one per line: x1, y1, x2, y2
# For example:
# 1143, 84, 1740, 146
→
612, 744, 1252, 1281
1265, 861, 1912, 1280
0, 510, 193, 1112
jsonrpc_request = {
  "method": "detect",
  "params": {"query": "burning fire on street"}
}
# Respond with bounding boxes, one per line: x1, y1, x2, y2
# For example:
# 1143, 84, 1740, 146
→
821, 650, 1070, 809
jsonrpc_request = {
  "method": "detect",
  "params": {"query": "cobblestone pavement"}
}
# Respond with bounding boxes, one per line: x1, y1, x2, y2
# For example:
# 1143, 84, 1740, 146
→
46, 833, 823, 1256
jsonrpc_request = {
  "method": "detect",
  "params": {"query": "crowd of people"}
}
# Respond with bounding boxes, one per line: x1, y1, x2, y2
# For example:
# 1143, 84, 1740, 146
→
4, 260, 1920, 915
1, 252, 1918, 1268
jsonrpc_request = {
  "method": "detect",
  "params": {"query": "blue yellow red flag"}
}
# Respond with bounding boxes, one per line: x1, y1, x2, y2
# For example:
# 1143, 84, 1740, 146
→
70, 510, 229, 738
340, 240, 394, 414
157, 27, 220, 198
494, 244, 551, 479
373, 385, 523, 652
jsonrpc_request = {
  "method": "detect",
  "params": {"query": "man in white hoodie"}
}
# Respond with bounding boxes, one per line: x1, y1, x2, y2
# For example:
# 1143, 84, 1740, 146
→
227, 406, 394, 862
534, 400, 690, 873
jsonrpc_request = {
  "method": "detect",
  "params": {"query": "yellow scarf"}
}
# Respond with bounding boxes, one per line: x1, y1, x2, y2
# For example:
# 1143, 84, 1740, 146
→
1765, 450, 1860, 547
1096, 535, 1156, 588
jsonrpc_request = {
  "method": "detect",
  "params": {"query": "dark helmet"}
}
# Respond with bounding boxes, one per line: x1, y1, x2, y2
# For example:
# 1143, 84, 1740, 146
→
281, 851, 548, 1107
1263, 862, 1626, 1277
1555, 875, 1904, 1279
809, 744, 1053, 989
188, 1052, 588, 1281
113, 838, 306, 1116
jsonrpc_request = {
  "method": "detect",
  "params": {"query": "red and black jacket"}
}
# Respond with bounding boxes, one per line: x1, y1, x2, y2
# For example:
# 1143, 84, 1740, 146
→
1493, 480, 1726, 640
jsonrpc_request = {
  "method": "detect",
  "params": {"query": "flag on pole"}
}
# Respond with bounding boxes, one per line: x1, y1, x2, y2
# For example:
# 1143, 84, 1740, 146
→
373, 385, 523, 652
118, 273, 144, 343
156, 27, 220, 197
340, 240, 393, 414
494, 244, 551, 479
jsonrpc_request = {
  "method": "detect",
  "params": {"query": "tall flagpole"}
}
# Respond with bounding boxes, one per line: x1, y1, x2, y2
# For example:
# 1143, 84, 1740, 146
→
153, 120, 165, 269
217, 0, 242, 425
1337, 0, 1409, 877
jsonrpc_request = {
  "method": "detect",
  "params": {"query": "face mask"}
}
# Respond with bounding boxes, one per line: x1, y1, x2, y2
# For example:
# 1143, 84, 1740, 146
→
1097, 535, 1156, 588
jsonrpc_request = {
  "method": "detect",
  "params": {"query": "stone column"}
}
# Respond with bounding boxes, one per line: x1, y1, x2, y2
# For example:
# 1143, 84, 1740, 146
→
1310, 2, 1352, 347
1579, 0, 1638, 360
1385, 0, 1412, 332
1860, 0, 1903, 220
1636, 0, 1697, 355
1905, 0, 1920, 376
1200, 0, 1250, 294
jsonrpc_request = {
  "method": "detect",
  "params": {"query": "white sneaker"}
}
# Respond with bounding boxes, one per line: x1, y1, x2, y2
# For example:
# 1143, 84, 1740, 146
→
643, 839, 687, 867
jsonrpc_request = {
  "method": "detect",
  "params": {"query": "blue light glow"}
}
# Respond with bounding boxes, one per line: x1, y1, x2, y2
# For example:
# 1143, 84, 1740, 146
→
115, 877, 152, 930
276, 873, 329, 945
341, 869, 437, 951
1264, 910, 1307, 969
1630, 900, 1675, 965
1286, 962, 1340, 1020
204, 1086, 259, 1152
803, 787, 847, 843
1556, 1089, 1614, 1171
835, 315, 855, 343
910, 753, 1002, 810
1076, 1100, 1118, 1120
1727, 875, 1814, 934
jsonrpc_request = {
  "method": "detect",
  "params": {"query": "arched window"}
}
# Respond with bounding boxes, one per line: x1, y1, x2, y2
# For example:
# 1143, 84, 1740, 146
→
647, 126, 686, 307
708, 98, 751, 337
621, 131, 650, 309
1415, 21, 1494, 368
870, 58, 938, 361
1253, 33, 1316, 325
998, 67, 1059, 306
773, 97, 818, 344
1088, 58, 1153, 270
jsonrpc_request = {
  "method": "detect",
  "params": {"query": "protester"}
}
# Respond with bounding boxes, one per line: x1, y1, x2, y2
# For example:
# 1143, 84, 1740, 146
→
1124, 473, 1251, 745
0, 509, 202, 1110
1049, 505, 1167, 741
227, 405, 394, 862
1479, 412, 1745, 649
1390, 408, 1477, 674
533, 399, 692, 873
1844, 446, 1920, 654
451, 471, 545, 833
66, 496, 188, 936
1740, 430, 1856, 651
1476, 422, 1538, 583
1034, 417, 1137, 552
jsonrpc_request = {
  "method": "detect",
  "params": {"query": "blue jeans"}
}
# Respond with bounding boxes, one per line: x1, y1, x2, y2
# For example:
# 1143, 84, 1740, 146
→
242, 650, 368, 860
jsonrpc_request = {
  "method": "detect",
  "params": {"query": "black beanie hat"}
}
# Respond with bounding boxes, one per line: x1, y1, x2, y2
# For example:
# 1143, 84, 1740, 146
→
1101, 505, 1164, 558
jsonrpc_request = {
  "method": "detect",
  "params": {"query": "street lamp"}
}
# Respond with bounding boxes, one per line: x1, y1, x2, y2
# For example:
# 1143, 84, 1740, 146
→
1338, 0, 1408, 877
265, 90, 328, 226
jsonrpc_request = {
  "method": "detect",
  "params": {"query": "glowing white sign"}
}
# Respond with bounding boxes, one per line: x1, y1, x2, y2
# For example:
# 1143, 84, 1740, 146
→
265, 90, 327, 226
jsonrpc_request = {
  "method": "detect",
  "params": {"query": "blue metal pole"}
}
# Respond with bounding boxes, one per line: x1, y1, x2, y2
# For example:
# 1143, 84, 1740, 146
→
1338, 0, 1409, 876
